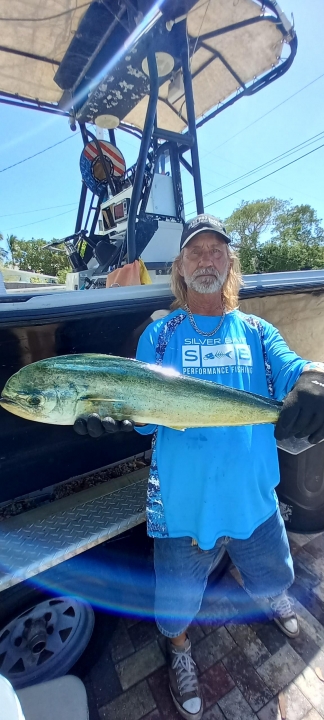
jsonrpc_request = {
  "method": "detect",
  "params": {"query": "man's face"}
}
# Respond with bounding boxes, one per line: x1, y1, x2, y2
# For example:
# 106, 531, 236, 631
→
179, 232, 229, 294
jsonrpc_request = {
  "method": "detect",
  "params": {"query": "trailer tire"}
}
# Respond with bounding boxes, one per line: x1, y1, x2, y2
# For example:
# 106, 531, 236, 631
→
0, 582, 117, 689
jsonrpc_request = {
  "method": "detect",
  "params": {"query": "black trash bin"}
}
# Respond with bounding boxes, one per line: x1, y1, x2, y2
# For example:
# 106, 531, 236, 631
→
277, 442, 324, 533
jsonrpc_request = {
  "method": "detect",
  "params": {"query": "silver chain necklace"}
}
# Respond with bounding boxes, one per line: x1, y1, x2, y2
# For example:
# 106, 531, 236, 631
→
184, 304, 225, 337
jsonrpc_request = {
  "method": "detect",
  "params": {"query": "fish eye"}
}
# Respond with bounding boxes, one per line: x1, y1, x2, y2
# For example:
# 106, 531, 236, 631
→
27, 396, 41, 407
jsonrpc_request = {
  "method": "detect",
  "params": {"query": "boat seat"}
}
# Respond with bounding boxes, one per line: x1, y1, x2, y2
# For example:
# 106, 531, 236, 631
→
93, 237, 123, 268
0, 675, 89, 720
81, 232, 124, 270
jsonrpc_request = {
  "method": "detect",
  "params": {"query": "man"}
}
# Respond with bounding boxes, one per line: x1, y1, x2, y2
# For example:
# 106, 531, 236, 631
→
75, 214, 324, 720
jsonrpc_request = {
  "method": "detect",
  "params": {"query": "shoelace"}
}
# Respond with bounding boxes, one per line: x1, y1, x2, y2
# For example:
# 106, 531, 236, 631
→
270, 594, 294, 617
171, 650, 199, 695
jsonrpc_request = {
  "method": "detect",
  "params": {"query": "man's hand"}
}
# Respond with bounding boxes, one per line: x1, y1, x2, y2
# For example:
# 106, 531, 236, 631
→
275, 370, 324, 444
74, 414, 135, 438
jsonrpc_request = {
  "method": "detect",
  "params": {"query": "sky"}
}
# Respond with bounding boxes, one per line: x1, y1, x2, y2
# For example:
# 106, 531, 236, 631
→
0, 0, 323, 252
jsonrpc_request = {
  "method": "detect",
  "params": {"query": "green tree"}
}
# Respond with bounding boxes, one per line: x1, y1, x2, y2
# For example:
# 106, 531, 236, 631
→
225, 198, 287, 273
271, 204, 324, 247
0, 232, 8, 265
7, 238, 71, 278
257, 204, 324, 273
256, 240, 324, 273
6, 234, 19, 262
57, 267, 70, 284
224, 199, 324, 274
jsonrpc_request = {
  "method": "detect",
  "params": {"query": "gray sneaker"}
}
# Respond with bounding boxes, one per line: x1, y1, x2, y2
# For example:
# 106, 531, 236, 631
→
166, 637, 203, 720
270, 592, 299, 638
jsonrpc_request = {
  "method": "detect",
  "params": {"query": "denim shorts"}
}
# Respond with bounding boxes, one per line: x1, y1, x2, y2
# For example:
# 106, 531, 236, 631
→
154, 508, 294, 638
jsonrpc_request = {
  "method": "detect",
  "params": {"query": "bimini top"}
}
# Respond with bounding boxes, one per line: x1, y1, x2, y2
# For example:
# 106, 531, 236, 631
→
0, 0, 296, 132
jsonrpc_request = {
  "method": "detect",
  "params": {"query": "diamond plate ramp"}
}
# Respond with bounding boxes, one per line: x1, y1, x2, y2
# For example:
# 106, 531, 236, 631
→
0, 469, 148, 591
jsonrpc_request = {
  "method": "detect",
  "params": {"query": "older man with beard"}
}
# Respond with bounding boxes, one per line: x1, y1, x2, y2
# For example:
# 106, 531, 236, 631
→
75, 214, 324, 720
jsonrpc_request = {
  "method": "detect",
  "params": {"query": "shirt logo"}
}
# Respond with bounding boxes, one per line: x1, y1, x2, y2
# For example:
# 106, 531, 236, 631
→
204, 351, 233, 360
201, 344, 236, 367
182, 347, 201, 366
235, 344, 252, 365
182, 343, 253, 368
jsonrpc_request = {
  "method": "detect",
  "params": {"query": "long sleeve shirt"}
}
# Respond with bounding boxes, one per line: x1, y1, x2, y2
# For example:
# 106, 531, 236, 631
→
135, 308, 307, 550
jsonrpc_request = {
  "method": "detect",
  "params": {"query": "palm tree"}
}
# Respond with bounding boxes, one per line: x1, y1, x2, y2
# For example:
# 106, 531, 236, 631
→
0, 232, 8, 265
5, 234, 19, 265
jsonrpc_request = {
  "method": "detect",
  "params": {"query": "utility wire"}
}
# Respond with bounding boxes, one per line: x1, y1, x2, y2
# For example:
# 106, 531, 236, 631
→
200, 71, 324, 155
0, 133, 79, 174
185, 141, 324, 216
185, 130, 324, 207
0, 202, 79, 219
6, 208, 78, 232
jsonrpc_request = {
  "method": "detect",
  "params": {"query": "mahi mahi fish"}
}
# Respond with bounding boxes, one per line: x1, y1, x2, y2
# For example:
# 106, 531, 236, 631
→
0, 354, 282, 429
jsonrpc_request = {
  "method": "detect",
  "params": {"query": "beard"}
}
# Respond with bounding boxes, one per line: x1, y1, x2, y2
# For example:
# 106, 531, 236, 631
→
184, 265, 229, 294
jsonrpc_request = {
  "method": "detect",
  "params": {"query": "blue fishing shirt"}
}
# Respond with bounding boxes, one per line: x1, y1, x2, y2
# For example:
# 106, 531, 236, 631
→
135, 309, 308, 550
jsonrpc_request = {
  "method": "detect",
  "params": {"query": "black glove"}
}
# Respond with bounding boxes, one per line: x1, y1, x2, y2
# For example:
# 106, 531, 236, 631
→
74, 414, 135, 438
275, 370, 324, 444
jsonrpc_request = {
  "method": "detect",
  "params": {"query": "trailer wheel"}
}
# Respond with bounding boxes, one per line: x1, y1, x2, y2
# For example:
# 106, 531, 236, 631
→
0, 584, 116, 690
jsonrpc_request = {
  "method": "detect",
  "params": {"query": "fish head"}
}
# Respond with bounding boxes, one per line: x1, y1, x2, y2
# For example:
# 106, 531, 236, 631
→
0, 363, 72, 424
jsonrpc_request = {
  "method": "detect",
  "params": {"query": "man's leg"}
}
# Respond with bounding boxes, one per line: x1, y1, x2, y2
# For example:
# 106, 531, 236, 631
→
154, 536, 223, 720
227, 507, 298, 637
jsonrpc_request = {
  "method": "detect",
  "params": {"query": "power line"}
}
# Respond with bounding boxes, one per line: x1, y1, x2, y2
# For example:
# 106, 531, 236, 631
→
204, 72, 324, 154
0, 202, 79, 219
5, 207, 78, 232
200, 71, 324, 156
189, 141, 324, 215
0, 133, 79, 174
185, 130, 324, 207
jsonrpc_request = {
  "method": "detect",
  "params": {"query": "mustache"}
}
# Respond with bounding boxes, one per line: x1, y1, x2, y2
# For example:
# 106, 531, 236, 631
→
192, 267, 219, 279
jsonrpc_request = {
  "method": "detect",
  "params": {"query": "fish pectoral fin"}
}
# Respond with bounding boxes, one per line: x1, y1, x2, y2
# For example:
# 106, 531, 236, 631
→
76, 396, 118, 418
